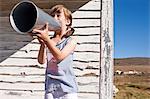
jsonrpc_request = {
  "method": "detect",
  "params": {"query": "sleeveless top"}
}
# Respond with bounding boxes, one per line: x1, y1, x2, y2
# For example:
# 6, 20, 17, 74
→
45, 37, 78, 94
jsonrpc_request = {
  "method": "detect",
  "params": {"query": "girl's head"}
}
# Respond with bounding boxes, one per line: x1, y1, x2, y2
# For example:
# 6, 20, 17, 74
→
49, 5, 74, 38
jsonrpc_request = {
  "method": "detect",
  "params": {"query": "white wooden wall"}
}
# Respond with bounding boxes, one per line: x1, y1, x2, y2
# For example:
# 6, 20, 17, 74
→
0, 0, 103, 99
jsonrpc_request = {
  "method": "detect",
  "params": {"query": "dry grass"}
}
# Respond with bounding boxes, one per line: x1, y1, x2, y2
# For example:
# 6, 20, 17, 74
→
115, 84, 150, 99
114, 65, 150, 99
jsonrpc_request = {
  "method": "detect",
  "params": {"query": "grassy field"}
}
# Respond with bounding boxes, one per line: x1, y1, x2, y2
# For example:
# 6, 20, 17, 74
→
114, 65, 150, 99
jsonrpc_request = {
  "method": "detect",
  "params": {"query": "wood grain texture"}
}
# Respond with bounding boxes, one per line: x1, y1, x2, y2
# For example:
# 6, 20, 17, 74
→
0, 0, 101, 98
100, 0, 113, 99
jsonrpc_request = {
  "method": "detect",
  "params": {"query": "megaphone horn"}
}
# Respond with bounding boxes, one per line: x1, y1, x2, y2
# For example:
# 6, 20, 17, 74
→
10, 0, 61, 34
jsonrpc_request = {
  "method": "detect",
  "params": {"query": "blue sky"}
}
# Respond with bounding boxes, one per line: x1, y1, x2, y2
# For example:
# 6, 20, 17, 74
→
114, 0, 150, 58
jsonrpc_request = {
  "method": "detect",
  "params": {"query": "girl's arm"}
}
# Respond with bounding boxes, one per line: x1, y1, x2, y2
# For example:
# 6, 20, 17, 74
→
37, 37, 47, 64
44, 37, 76, 61
28, 32, 47, 64
38, 43, 46, 64
33, 23, 76, 61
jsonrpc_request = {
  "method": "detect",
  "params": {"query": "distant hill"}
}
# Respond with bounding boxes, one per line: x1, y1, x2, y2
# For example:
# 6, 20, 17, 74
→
114, 57, 150, 66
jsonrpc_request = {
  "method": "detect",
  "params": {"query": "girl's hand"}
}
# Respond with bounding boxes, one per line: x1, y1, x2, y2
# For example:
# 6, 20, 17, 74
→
32, 23, 50, 41
37, 37, 45, 46
28, 31, 39, 39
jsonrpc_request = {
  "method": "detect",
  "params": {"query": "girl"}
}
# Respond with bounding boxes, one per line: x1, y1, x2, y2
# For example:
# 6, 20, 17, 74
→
32, 5, 78, 99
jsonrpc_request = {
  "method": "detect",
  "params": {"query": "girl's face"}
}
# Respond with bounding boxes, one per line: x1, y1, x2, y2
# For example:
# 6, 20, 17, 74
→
53, 9, 70, 30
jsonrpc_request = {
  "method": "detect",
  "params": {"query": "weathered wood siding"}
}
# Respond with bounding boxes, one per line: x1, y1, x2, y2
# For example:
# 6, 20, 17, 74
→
0, 0, 92, 16
0, 0, 101, 99
100, 0, 113, 99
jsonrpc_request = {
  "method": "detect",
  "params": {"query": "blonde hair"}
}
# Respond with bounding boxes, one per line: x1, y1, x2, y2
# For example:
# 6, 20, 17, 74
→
49, 5, 74, 38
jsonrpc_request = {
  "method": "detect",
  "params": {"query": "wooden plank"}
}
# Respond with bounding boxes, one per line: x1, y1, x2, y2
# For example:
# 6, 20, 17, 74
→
72, 19, 100, 27
0, 76, 98, 94
73, 61, 99, 69
0, 16, 100, 28
0, 76, 99, 93
10, 51, 38, 58
0, 83, 98, 93
74, 27, 100, 35
0, 76, 98, 85
8, 50, 100, 60
31, 35, 100, 44
0, 17, 100, 37
76, 43, 100, 52
19, 43, 40, 51
19, 40, 100, 52
75, 69, 99, 76
0, 66, 45, 75
0, 0, 90, 9
0, 17, 14, 33
0, 82, 44, 91
0, 59, 99, 71
0, 50, 17, 62
2, 52, 100, 63
100, 0, 113, 99
0, 58, 39, 66
0, 90, 98, 99
78, 93, 99, 99
0, 90, 44, 99
0, 41, 100, 64
23, 43, 100, 52
0, 75, 44, 82
74, 52, 100, 62
0, 0, 92, 16
0, 34, 32, 42
0, 66, 99, 76
0, 59, 100, 71
0, 0, 101, 17
72, 10, 100, 18
0, 17, 10, 25
75, 35, 100, 43
78, 76, 99, 93
0, 82, 98, 93
0, 35, 100, 47
0, 41, 29, 50
79, 0, 101, 10
35, 1, 91, 11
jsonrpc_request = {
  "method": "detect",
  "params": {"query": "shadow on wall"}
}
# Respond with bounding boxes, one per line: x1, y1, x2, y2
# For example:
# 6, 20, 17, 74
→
0, 0, 91, 62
